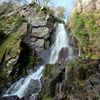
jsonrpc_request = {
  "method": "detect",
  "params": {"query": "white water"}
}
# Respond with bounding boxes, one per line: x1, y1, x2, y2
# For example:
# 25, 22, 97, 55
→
79, 48, 81, 57
3, 23, 72, 99
3, 65, 44, 98
49, 23, 72, 64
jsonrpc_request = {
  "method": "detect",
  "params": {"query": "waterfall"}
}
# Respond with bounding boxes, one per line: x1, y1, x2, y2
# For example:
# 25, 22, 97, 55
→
3, 23, 72, 99
49, 23, 72, 64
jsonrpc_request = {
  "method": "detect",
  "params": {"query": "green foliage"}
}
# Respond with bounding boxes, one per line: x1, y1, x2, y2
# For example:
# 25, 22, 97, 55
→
26, 55, 37, 69
71, 11, 100, 58
43, 64, 56, 78
0, 13, 26, 35
43, 90, 52, 100
17, 54, 38, 77
42, 64, 56, 100
71, 11, 89, 47
31, 0, 53, 16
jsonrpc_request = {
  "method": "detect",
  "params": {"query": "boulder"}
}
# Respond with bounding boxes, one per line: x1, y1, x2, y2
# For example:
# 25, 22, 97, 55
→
35, 39, 44, 48
58, 47, 69, 64
32, 27, 49, 38
31, 17, 47, 27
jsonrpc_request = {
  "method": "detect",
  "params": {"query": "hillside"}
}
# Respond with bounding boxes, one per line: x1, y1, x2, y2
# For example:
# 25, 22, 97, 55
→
68, 0, 100, 59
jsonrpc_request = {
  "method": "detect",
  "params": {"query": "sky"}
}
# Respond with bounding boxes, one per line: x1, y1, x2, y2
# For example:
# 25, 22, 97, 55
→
53, 0, 73, 13
0, 0, 74, 14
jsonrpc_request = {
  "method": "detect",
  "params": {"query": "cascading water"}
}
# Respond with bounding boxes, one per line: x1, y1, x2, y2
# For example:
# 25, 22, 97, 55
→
49, 23, 72, 64
3, 23, 72, 99
3, 65, 44, 98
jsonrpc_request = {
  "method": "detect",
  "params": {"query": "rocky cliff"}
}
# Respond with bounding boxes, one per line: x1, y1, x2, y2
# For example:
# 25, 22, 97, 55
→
0, 2, 59, 97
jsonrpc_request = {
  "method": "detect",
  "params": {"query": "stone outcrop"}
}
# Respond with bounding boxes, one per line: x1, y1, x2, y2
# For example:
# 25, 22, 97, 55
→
19, 4, 56, 65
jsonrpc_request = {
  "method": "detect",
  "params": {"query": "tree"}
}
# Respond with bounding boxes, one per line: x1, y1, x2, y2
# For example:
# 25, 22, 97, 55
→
2, 0, 27, 4
43, 0, 50, 7
32, 0, 51, 7
56, 6, 66, 18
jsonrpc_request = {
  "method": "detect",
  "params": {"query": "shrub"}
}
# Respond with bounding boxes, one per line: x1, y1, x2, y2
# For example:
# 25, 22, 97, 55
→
70, 10, 100, 58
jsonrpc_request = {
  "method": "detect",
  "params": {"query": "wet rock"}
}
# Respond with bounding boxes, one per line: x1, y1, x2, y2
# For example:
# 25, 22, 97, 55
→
23, 79, 41, 99
36, 49, 51, 64
2, 95, 19, 100
58, 47, 69, 64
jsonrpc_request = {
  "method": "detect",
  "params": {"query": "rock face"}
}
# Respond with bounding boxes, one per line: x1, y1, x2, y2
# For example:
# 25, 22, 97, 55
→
2, 96, 20, 100
58, 47, 69, 64
74, 0, 100, 12
19, 5, 56, 66
0, 3, 57, 97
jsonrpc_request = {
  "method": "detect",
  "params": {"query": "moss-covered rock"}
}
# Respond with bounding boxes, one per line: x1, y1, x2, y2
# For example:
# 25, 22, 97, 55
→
0, 22, 27, 62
